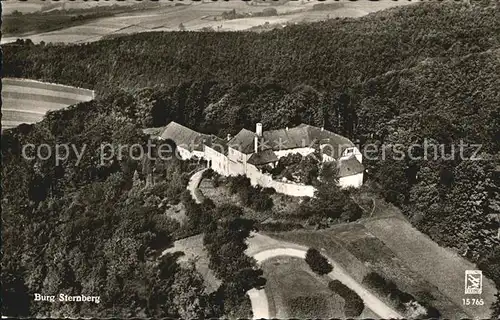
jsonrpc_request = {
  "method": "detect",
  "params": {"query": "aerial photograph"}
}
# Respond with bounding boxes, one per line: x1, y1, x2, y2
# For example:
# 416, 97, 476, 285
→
1, 0, 499, 319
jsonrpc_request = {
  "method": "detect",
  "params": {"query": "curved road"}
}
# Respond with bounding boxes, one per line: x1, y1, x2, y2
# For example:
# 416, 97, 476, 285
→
246, 233, 403, 319
185, 170, 402, 319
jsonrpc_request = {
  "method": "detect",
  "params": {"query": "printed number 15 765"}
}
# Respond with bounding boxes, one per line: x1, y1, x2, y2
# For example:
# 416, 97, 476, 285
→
462, 298, 484, 306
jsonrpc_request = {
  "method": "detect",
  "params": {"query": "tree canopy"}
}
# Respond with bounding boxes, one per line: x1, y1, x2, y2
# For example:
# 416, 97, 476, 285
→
2, 1, 500, 317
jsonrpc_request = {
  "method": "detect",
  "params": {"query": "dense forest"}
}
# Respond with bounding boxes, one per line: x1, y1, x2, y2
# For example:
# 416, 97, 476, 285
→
4, 3, 500, 93
2, 1, 500, 317
1, 98, 260, 317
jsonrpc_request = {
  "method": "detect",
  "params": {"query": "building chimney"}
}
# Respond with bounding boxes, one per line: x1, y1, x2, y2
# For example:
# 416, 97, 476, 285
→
256, 122, 263, 137
254, 136, 259, 154
227, 133, 232, 141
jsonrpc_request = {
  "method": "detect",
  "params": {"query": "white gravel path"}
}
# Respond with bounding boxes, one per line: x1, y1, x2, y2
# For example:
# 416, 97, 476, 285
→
186, 168, 207, 204
245, 234, 403, 319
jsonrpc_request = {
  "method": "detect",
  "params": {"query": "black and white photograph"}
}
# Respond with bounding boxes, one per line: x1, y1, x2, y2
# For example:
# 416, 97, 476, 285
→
1, 0, 499, 318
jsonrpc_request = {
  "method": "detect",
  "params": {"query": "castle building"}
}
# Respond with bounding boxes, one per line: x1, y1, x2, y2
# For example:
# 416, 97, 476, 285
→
154, 121, 365, 196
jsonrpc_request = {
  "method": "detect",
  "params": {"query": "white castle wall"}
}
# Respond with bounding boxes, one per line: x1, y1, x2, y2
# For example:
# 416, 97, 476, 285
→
175, 146, 193, 160
270, 180, 316, 197
246, 164, 316, 197
192, 150, 205, 159
200, 146, 316, 197
203, 145, 363, 196
177, 139, 363, 197
339, 173, 364, 189
204, 145, 229, 175
191, 144, 363, 196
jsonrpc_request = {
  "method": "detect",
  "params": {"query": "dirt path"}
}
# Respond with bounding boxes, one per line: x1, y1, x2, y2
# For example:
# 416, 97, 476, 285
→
184, 171, 402, 319
187, 168, 207, 204
245, 233, 403, 319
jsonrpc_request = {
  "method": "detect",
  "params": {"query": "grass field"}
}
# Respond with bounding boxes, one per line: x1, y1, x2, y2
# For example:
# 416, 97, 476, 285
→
2, 1, 414, 44
262, 256, 345, 318
2, 1, 140, 15
268, 217, 498, 319
363, 218, 498, 319
2, 78, 94, 130
161, 234, 221, 293
164, 232, 383, 318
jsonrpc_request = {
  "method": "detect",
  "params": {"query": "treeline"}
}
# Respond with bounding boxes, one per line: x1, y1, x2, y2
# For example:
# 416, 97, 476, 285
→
363, 272, 440, 319
204, 209, 264, 318
3, 2, 159, 36
181, 190, 264, 317
1, 152, 211, 317
4, 3, 500, 94
328, 280, 364, 317
359, 49, 500, 297
3, 1, 500, 316
1, 96, 213, 317
177, 186, 264, 318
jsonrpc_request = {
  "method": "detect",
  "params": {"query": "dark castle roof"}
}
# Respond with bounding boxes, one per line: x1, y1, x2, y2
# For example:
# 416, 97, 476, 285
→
248, 149, 279, 166
227, 128, 258, 154
159, 121, 210, 152
229, 123, 355, 158
337, 156, 365, 178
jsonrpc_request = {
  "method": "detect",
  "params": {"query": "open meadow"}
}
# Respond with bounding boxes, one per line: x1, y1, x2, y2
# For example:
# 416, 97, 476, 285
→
363, 218, 498, 318
161, 234, 221, 293
1, 0, 139, 15
262, 256, 344, 318
269, 216, 498, 319
2, 78, 94, 130
1, 0, 414, 44
163, 232, 381, 318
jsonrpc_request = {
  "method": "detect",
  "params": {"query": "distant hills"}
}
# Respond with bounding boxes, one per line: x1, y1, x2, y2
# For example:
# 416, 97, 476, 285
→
1, 0, 412, 44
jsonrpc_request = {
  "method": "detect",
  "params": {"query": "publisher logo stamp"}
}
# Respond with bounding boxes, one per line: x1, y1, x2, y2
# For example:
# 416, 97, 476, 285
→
465, 270, 482, 294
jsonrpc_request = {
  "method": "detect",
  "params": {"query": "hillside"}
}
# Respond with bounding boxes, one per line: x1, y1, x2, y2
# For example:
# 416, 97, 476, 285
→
2, 78, 94, 130
1, 0, 413, 44
1, 0, 140, 15
269, 216, 498, 319
2, 2, 500, 318
4, 3, 500, 93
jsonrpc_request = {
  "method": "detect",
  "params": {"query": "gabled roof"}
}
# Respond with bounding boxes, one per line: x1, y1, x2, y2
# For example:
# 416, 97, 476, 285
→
160, 121, 210, 152
226, 123, 355, 158
264, 124, 355, 159
337, 156, 364, 178
263, 126, 309, 150
207, 135, 229, 155
142, 126, 166, 139
228, 128, 257, 154
248, 149, 278, 166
